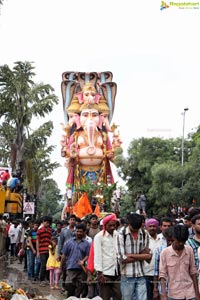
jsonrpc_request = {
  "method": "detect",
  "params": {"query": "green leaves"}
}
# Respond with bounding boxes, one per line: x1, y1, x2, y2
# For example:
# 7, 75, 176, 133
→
0, 61, 61, 213
116, 134, 200, 216
0, 61, 58, 174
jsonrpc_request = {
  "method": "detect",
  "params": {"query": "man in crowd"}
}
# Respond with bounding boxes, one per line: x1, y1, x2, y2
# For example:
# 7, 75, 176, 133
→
153, 226, 174, 300
94, 214, 121, 300
186, 214, 200, 273
57, 213, 76, 292
87, 214, 100, 240
144, 218, 162, 300
159, 224, 200, 300
57, 214, 77, 255
1, 169, 10, 183
8, 174, 20, 192
61, 223, 90, 297
26, 220, 39, 282
117, 213, 151, 300
36, 216, 52, 287
52, 220, 62, 239
183, 215, 194, 238
157, 217, 173, 247
8, 220, 20, 263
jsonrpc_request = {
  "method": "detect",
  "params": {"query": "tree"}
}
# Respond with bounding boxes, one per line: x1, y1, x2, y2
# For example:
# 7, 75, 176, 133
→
115, 136, 194, 216
37, 178, 62, 217
149, 161, 183, 215
0, 61, 58, 177
24, 121, 60, 194
116, 137, 181, 196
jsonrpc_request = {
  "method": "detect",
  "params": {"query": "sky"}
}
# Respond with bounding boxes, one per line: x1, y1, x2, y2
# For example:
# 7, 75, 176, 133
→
0, 0, 200, 194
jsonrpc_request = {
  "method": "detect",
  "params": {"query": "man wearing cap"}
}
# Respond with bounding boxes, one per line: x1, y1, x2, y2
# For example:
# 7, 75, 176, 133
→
94, 214, 121, 300
144, 218, 162, 300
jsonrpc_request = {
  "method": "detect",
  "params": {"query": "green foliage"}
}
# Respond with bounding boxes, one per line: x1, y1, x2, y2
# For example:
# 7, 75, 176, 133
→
0, 61, 61, 214
37, 178, 62, 217
76, 179, 117, 211
116, 134, 200, 216
0, 61, 58, 175
76, 179, 98, 202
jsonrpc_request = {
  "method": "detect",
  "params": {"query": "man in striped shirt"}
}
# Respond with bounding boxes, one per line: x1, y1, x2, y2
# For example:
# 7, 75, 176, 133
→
117, 213, 151, 300
186, 214, 200, 272
36, 216, 52, 287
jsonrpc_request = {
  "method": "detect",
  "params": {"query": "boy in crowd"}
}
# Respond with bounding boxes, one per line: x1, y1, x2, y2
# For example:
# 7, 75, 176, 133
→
159, 224, 200, 300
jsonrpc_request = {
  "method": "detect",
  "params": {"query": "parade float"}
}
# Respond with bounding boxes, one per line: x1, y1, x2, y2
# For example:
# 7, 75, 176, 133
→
60, 72, 122, 219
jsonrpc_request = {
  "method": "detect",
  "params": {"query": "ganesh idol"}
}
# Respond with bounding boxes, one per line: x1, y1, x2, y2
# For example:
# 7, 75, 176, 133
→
61, 81, 118, 193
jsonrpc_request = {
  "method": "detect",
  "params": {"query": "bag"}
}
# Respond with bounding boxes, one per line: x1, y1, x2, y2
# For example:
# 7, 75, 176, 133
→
17, 249, 24, 258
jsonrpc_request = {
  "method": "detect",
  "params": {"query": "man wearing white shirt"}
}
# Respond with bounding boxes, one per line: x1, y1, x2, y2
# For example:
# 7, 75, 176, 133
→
144, 218, 162, 300
8, 220, 20, 263
94, 214, 121, 300
157, 217, 173, 247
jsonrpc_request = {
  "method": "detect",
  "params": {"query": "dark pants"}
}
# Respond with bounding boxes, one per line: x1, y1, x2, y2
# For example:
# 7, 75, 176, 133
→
10, 243, 17, 257
65, 269, 85, 297
61, 262, 67, 289
39, 253, 49, 281
145, 275, 154, 300
87, 283, 100, 299
99, 275, 121, 300
23, 249, 27, 270
6, 236, 10, 252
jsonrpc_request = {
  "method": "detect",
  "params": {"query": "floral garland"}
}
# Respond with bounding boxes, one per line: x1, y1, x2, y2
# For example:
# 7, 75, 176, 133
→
0, 282, 27, 300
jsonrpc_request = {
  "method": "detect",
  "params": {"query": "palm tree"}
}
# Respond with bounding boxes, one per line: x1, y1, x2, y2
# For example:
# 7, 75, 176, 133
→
0, 61, 58, 177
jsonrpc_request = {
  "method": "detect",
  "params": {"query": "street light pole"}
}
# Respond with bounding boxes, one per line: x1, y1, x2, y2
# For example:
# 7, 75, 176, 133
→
181, 108, 189, 166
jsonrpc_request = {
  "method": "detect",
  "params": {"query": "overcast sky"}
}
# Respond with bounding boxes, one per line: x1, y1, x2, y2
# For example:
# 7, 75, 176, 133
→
0, 0, 200, 193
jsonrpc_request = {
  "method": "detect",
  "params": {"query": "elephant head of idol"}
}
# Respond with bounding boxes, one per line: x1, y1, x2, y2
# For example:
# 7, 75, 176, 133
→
79, 102, 100, 155
77, 81, 101, 105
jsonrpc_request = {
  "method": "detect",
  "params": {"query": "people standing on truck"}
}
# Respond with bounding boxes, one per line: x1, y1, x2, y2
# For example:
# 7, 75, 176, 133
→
7, 174, 20, 192
1, 169, 11, 182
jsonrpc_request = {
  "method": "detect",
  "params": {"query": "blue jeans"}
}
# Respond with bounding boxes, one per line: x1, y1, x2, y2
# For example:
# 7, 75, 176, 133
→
27, 249, 36, 279
121, 276, 147, 300
34, 256, 41, 280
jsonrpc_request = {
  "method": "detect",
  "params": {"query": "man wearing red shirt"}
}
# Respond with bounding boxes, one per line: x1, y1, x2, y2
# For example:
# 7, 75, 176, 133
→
1, 170, 10, 181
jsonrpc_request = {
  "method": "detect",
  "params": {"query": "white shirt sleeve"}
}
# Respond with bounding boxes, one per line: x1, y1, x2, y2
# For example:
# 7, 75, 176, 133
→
94, 232, 103, 272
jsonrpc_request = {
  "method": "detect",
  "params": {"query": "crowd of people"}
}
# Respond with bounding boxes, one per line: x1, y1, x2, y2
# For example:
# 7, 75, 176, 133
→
1, 207, 200, 300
